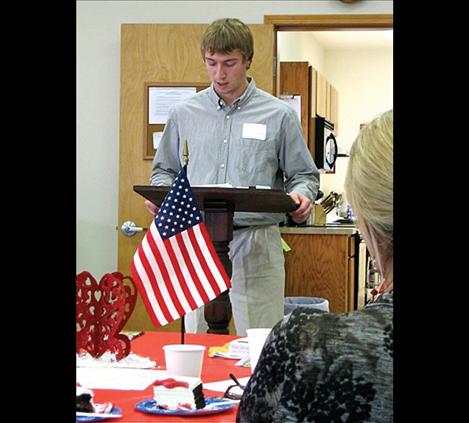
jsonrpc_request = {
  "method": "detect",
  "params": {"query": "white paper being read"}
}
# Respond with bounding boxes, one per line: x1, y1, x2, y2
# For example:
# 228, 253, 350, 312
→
76, 367, 166, 390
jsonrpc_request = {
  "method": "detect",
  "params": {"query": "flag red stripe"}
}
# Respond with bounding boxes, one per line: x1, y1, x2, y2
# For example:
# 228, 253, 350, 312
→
142, 228, 179, 321
175, 233, 212, 304
187, 227, 223, 296
137, 238, 174, 323
180, 228, 218, 301
146, 228, 186, 318
198, 223, 232, 288
130, 247, 168, 327
163, 235, 198, 311
129, 259, 164, 328
169, 236, 205, 308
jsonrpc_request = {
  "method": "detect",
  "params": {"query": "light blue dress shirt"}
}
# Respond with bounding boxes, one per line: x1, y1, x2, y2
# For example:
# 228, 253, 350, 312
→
151, 79, 319, 226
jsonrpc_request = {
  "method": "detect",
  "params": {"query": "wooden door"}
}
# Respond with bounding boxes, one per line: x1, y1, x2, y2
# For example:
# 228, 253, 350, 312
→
118, 24, 275, 331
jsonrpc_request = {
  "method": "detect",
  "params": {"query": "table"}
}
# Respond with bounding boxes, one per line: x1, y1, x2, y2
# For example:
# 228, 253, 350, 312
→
83, 331, 252, 422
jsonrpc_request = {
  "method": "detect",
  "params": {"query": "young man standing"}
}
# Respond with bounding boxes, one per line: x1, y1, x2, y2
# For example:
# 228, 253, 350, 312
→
145, 18, 319, 335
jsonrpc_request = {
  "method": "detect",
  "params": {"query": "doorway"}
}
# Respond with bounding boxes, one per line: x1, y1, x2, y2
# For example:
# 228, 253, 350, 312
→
266, 14, 393, 199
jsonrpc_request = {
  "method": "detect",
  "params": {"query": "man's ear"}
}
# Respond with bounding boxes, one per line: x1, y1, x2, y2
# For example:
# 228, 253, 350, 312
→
246, 60, 251, 70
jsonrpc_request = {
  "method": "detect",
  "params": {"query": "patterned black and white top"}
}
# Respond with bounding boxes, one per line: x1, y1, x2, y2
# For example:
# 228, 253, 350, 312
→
237, 292, 393, 422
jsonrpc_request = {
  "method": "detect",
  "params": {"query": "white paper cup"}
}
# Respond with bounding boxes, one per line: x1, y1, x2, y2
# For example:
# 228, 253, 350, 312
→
163, 344, 206, 378
246, 328, 272, 373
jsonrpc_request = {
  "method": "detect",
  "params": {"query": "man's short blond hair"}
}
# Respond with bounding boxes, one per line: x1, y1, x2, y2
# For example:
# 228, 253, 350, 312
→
200, 18, 254, 63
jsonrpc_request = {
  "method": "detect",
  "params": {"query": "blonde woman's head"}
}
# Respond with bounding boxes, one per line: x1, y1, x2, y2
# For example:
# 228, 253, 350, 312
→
345, 110, 393, 260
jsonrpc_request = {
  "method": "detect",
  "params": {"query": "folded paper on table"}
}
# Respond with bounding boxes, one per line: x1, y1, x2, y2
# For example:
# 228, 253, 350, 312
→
76, 351, 156, 369
76, 367, 165, 390
208, 337, 249, 359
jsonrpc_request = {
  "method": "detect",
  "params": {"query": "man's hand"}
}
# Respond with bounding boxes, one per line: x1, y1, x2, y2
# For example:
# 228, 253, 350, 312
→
145, 200, 160, 216
288, 192, 313, 224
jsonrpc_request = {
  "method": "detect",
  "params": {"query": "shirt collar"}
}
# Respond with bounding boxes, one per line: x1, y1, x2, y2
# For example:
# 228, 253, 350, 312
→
208, 77, 256, 110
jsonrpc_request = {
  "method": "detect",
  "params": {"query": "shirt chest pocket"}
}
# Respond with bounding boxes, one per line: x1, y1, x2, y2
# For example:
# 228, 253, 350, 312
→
231, 137, 273, 174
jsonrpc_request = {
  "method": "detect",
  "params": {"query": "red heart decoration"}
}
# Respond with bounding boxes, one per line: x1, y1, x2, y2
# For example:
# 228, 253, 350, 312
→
76, 271, 137, 360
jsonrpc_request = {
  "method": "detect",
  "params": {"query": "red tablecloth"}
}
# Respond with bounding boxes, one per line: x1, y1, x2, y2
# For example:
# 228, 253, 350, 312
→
83, 331, 251, 422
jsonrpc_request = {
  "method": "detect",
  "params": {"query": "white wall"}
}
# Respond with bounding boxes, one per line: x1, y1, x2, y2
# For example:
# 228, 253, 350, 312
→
77, 1, 393, 276
278, 32, 325, 72
322, 48, 393, 196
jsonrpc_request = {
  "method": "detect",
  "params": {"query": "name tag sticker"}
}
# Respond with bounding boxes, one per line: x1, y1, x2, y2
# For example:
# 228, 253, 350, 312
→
242, 123, 267, 141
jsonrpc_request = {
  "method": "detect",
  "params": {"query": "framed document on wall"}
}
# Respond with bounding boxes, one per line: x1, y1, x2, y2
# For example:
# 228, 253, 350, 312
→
144, 82, 209, 159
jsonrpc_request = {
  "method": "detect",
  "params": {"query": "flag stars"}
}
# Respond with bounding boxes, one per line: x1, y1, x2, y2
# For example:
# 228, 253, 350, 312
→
154, 170, 204, 239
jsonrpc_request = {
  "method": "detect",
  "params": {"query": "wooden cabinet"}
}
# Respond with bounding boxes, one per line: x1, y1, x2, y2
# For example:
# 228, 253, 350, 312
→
279, 62, 339, 156
281, 230, 363, 313
279, 61, 311, 147
315, 70, 328, 120
315, 70, 339, 136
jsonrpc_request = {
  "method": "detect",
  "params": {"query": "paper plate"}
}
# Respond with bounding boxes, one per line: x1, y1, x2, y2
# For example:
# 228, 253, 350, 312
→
76, 406, 121, 422
135, 397, 236, 416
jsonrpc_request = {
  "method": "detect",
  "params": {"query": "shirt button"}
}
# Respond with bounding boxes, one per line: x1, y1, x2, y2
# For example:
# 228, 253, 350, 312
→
237, 106, 241, 110
223, 139, 227, 144
221, 164, 225, 168
226, 115, 230, 119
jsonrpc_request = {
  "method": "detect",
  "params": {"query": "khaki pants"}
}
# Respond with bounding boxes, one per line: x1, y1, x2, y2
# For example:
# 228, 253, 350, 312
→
185, 225, 285, 336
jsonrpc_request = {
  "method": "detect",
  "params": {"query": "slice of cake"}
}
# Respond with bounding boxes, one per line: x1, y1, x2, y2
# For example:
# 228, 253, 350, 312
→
76, 386, 113, 414
76, 387, 95, 413
153, 376, 206, 410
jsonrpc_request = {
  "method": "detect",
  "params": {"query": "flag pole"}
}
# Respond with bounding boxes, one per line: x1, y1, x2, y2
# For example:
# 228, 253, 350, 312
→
181, 139, 189, 345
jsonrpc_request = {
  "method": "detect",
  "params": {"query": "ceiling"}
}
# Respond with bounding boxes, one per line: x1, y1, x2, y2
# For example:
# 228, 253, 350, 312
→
309, 30, 393, 50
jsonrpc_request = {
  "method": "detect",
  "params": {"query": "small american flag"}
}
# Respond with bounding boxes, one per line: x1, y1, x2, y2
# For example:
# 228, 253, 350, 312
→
130, 168, 231, 328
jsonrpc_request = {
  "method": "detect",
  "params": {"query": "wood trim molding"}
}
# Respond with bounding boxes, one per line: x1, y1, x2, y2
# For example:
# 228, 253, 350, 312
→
264, 14, 393, 30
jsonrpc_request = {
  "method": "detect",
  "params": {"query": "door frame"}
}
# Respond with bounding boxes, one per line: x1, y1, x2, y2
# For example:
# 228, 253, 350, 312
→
264, 14, 393, 30
264, 14, 393, 95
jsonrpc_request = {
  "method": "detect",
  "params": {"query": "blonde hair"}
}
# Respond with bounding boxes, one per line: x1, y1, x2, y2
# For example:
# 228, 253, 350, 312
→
345, 110, 393, 254
200, 18, 253, 63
